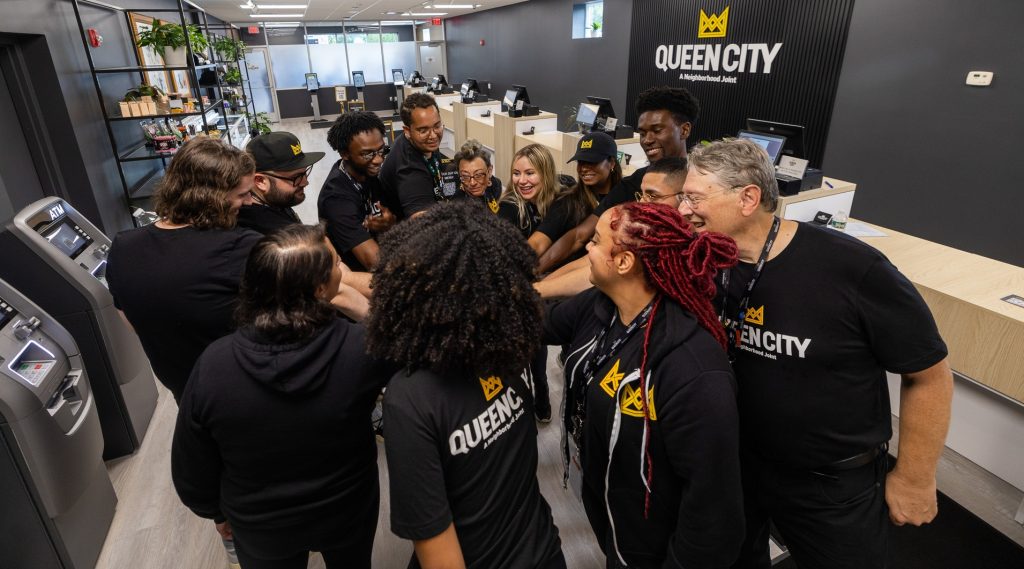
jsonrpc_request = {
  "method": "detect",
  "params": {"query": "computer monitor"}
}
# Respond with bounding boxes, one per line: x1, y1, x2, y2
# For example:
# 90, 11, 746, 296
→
745, 118, 806, 161
502, 85, 530, 112
737, 130, 787, 165
409, 70, 424, 85
352, 71, 366, 88
430, 74, 448, 91
512, 84, 530, 105
584, 96, 616, 131
576, 103, 600, 129
460, 78, 479, 97
392, 69, 405, 85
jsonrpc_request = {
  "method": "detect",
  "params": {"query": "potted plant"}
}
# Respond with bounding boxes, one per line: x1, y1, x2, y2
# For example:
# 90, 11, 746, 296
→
246, 111, 272, 136
213, 36, 246, 61
223, 66, 242, 86
137, 20, 208, 66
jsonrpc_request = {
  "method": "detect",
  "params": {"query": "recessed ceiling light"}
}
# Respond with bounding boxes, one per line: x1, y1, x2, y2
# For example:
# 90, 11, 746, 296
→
255, 4, 308, 8
427, 4, 475, 8
250, 13, 304, 17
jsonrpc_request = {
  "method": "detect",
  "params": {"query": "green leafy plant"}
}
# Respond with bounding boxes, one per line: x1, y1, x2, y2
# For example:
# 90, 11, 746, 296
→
137, 20, 208, 57
122, 83, 166, 101
247, 111, 272, 136
223, 66, 242, 85
213, 36, 246, 61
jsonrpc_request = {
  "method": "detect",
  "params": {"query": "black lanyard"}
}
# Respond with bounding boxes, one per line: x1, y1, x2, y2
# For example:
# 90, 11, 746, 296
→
340, 161, 381, 217
424, 154, 444, 201
720, 216, 780, 361
571, 298, 657, 447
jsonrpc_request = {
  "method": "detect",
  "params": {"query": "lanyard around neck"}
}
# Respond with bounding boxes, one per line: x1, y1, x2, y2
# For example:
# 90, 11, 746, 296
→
720, 216, 781, 357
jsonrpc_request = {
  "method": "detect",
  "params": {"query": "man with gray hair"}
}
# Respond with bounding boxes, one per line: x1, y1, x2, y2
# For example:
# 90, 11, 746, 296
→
680, 138, 953, 569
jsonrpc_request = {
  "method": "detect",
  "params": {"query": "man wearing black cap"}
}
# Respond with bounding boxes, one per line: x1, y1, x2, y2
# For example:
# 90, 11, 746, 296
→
239, 132, 325, 234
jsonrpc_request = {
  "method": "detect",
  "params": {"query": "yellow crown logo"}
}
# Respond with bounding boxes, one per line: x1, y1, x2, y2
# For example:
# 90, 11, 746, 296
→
698, 7, 729, 38
580, 140, 594, 149
599, 359, 625, 397
290, 143, 302, 155
620, 384, 657, 420
479, 376, 503, 401
744, 305, 764, 325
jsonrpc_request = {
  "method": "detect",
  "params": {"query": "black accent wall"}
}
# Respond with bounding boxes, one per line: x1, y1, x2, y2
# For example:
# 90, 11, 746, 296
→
823, 0, 1024, 267
444, 0, 634, 131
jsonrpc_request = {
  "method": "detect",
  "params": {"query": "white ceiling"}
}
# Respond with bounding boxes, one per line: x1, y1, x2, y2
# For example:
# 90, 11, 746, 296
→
190, 0, 528, 25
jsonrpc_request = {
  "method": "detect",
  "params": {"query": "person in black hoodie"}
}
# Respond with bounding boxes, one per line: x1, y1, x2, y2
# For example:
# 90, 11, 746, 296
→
544, 202, 745, 568
171, 224, 385, 569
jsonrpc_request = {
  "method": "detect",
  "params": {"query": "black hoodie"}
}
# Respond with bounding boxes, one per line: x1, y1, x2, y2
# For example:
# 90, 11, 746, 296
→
171, 318, 390, 533
545, 289, 745, 568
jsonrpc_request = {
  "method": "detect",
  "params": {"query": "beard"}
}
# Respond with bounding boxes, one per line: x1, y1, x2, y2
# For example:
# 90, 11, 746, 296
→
266, 179, 304, 208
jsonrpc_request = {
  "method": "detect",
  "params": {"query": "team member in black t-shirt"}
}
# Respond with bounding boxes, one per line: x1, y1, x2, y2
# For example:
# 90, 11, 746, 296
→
107, 138, 260, 402
538, 86, 699, 273
366, 201, 565, 569
679, 139, 953, 569
453, 139, 502, 213
172, 224, 386, 569
568, 131, 622, 207
238, 132, 324, 234
545, 201, 744, 569
379, 92, 459, 219
319, 111, 397, 271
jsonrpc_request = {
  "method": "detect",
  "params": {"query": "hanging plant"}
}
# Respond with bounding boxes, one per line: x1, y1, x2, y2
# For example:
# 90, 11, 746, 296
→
213, 36, 247, 61
223, 66, 242, 85
137, 20, 208, 63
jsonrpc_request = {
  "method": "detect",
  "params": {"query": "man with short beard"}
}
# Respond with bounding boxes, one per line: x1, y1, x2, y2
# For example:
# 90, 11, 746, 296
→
238, 132, 325, 234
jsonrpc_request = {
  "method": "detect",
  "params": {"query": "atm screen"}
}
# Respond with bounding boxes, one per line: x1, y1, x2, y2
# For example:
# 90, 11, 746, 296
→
43, 220, 91, 259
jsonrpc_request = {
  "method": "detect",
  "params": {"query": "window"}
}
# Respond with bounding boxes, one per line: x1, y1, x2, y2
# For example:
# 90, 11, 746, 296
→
572, 1, 603, 39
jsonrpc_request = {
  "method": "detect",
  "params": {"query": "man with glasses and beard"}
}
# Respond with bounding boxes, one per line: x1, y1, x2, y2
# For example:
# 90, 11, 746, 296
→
320, 111, 397, 272
380, 92, 460, 220
238, 132, 325, 234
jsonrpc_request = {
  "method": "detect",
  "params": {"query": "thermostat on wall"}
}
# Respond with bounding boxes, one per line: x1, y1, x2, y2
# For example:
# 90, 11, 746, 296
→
966, 71, 994, 86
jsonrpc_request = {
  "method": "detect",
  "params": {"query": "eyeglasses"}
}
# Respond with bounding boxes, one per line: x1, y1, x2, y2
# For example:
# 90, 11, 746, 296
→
459, 172, 489, 185
678, 187, 736, 208
263, 165, 313, 186
357, 146, 390, 161
635, 190, 685, 204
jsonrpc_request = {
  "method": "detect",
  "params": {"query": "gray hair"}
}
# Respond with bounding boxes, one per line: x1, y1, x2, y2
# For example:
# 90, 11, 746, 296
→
453, 139, 492, 168
687, 138, 779, 213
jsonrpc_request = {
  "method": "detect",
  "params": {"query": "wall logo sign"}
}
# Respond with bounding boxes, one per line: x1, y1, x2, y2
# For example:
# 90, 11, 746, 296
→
698, 7, 729, 38
655, 5, 783, 83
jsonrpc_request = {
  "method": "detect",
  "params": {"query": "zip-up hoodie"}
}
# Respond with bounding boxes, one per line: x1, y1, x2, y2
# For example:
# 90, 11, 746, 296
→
545, 289, 745, 568
172, 318, 389, 531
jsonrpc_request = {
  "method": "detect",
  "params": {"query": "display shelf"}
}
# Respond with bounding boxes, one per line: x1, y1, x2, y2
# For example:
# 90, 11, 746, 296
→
107, 99, 225, 121
93, 63, 217, 73
128, 171, 164, 197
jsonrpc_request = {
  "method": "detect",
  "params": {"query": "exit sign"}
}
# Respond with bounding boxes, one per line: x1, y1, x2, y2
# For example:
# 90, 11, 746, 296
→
248, 26, 259, 34
431, 17, 442, 25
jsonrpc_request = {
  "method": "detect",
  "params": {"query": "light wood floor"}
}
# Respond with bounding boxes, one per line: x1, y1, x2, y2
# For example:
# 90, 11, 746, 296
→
96, 351, 605, 569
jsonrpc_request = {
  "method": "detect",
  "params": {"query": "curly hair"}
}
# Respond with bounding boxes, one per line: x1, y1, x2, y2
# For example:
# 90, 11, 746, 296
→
636, 86, 700, 127
326, 111, 387, 154
235, 224, 337, 344
365, 201, 542, 380
400, 92, 439, 125
154, 137, 255, 229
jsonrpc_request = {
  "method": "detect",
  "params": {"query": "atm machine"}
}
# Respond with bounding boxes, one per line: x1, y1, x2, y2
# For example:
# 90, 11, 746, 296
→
0, 278, 117, 569
0, 198, 157, 459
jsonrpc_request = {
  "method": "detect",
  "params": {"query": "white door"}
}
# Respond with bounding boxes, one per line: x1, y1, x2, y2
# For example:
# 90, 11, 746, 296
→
417, 42, 446, 79
244, 47, 279, 122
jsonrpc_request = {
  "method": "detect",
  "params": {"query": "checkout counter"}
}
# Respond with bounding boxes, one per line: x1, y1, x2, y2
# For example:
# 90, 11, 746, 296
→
0, 279, 116, 569
0, 198, 158, 459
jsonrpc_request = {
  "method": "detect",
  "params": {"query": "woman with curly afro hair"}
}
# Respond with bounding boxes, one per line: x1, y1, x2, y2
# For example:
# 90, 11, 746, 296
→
544, 202, 745, 568
367, 200, 566, 569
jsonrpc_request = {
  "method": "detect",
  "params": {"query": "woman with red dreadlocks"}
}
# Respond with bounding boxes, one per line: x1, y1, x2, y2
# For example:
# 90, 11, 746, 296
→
543, 201, 745, 568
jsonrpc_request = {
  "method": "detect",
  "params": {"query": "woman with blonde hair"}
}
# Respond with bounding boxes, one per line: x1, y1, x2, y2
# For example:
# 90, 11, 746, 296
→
498, 143, 595, 263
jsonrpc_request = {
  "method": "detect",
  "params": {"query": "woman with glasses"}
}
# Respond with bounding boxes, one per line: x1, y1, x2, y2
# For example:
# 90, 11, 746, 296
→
238, 132, 325, 235
544, 202, 745, 568
173, 224, 384, 569
453, 139, 502, 213
320, 111, 397, 271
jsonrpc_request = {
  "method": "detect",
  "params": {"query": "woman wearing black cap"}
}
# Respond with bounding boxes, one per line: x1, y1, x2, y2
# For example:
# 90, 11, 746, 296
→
568, 131, 622, 208
172, 224, 387, 569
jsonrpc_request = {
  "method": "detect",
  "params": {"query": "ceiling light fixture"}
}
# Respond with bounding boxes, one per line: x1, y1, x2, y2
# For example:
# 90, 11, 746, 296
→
427, 4, 475, 8
249, 13, 304, 17
402, 12, 448, 16
257, 4, 309, 8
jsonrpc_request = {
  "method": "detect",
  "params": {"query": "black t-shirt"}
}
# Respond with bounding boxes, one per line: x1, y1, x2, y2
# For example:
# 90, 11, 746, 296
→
496, 196, 578, 242
106, 224, 262, 401
384, 368, 562, 569
592, 166, 647, 218
318, 159, 386, 272
236, 202, 299, 235
456, 175, 502, 214
379, 133, 460, 219
718, 223, 948, 468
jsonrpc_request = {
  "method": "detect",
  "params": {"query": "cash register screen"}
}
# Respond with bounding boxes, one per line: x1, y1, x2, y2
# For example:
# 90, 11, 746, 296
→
503, 89, 518, 109
9, 341, 57, 387
737, 130, 787, 165
576, 103, 600, 127
43, 220, 91, 259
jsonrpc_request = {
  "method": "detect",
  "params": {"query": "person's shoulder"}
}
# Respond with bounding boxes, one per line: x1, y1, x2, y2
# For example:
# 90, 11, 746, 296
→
623, 166, 647, 186
793, 222, 888, 267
